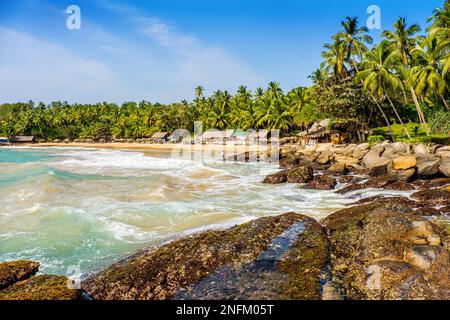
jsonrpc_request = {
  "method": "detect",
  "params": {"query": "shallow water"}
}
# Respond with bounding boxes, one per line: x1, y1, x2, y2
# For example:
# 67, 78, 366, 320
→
0, 147, 410, 276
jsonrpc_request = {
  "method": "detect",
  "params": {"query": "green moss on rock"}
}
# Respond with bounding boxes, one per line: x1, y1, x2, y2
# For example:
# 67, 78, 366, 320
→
0, 260, 40, 289
83, 213, 328, 300
322, 199, 450, 300
0, 275, 80, 300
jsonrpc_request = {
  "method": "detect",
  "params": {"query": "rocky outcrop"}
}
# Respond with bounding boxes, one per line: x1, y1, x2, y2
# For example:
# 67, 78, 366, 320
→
0, 261, 80, 300
263, 170, 288, 184
83, 213, 329, 300
306, 174, 337, 190
0, 275, 81, 300
392, 155, 417, 170
439, 158, 450, 177
267, 141, 450, 188
416, 155, 441, 177
322, 200, 450, 300
286, 165, 314, 183
0, 260, 39, 289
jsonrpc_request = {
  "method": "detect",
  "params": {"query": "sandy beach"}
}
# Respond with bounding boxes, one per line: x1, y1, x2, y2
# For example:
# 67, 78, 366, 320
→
22, 142, 271, 154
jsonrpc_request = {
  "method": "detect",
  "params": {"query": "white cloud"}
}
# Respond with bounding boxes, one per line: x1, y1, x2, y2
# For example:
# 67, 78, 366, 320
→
101, 2, 264, 97
0, 27, 123, 103
0, 3, 263, 103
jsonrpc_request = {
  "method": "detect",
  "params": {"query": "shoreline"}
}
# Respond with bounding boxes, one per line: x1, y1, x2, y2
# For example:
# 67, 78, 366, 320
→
17, 142, 270, 154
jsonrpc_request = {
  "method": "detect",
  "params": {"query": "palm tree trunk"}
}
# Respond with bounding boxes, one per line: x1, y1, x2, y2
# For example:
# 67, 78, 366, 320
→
384, 91, 411, 139
441, 95, 450, 111
410, 87, 429, 136
368, 91, 394, 142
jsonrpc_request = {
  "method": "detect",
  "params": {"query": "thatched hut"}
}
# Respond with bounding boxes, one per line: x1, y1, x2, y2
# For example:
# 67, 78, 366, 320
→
150, 132, 169, 143
298, 119, 342, 145
202, 129, 234, 144
10, 136, 35, 143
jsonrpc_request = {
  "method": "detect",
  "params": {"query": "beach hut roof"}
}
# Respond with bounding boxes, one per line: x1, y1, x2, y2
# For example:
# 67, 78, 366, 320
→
10, 136, 35, 142
151, 132, 169, 139
168, 130, 189, 140
202, 129, 235, 139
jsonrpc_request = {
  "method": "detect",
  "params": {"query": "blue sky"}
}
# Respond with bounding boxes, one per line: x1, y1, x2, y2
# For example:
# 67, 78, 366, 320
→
0, 0, 444, 103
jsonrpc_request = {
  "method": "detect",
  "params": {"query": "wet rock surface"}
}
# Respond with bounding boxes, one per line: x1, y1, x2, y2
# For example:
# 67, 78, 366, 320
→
0, 260, 39, 289
82, 213, 329, 300
322, 200, 450, 299
306, 174, 337, 190
0, 261, 80, 300
0, 275, 81, 300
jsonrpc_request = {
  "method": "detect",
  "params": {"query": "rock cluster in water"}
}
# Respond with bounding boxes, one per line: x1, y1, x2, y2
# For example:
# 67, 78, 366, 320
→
265, 142, 450, 189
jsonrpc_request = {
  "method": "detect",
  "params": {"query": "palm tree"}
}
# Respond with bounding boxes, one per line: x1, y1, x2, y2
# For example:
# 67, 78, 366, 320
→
356, 42, 411, 138
321, 42, 347, 78
428, 0, 450, 38
382, 17, 429, 134
410, 34, 450, 110
194, 86, 204, 99
308, 67, 329, 85
382, 17, 422, 65
334, 17, 373, 71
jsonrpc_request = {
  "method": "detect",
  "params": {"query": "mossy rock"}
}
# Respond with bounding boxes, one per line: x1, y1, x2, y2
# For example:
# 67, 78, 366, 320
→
83, 213, 329, 300
0, 260, 40, 289
286, 165, 313, 183
0, 275, 81, 300
411, 188, 450, 206
322, 199, 450, 300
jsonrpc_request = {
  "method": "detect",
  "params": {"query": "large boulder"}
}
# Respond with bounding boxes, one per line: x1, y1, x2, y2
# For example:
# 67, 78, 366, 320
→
368, 158, 391, 177
334, 156, 360, 167
436, 146, 450, 157
305, 174, 337, 190
263, 171, 288, 184
362, 145, 384, 168
383, 142, 410, 157
439, 158, 450, 177
327, 163, 347, 175
322, 200, 450, 300
413, 144, 429, 156
83, 213, 329, 300
416, 155, 441, 177
392, 155, 417, 170
389, 168, 416, 182
352, 143, 370, 160
280, 153, 299, 169
0, 260, 39, 289
316, 151, 332, 165
286, 165, 314, 183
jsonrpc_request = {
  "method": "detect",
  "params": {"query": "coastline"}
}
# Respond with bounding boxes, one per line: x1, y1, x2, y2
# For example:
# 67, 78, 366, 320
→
19, 142, 269, 154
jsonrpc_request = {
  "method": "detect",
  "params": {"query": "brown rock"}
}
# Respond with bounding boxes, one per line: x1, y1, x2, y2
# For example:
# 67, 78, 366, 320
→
263, 171, 288, 184
305, 174, 337, 190
322, 200, 450, 300
416, 155, 441, 177
327, 163, 347, 175
286, 165, 313, 183
83, 213, 329, 300
0, 275, 80, 300
0, 260, 40, 289
392, 155, 417, 170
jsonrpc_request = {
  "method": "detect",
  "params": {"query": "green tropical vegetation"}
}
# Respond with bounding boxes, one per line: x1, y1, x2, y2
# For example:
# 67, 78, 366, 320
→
1, 0, 449, 143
